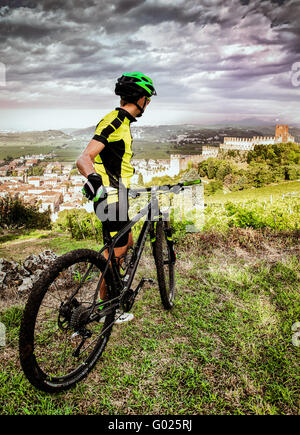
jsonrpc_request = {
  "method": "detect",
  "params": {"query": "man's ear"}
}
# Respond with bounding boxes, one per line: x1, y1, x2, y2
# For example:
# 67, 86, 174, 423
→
137, 95, 146, 105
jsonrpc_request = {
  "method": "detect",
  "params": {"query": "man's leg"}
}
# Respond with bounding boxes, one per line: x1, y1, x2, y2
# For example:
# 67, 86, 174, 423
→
99, 230, 133, 300
97, 189, 132, 306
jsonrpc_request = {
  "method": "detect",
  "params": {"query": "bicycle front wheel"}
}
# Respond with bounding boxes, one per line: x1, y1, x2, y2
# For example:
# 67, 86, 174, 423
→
19, 249, 118, 393
153, 221, 176, 309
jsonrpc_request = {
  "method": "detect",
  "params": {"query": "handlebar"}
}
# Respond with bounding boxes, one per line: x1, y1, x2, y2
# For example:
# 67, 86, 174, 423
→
128, 179, 202, 198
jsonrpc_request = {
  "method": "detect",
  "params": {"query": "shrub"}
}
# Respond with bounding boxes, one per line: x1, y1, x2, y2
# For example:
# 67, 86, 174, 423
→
0, 195, 51, 230
203, 199, 300, 231
204, 180, 223, 196
224, 202, 264, 229
54, 209, 102, 241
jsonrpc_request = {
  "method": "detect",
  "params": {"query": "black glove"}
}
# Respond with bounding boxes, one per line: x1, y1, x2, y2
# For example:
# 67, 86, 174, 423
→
82, 173, 106, 201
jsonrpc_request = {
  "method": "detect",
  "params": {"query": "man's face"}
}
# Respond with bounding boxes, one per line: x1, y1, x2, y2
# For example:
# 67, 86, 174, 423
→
136, 95, 150, 117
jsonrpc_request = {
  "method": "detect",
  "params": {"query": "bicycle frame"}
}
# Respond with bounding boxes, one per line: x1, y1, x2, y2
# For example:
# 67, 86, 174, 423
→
70, 180, 200, 312
66, 189, 161, 316
95, 190, 162, 306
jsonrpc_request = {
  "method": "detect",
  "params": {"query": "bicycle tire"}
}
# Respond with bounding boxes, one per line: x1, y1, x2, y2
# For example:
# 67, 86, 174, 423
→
153, 221, 176, 309
19, 249, 118, 393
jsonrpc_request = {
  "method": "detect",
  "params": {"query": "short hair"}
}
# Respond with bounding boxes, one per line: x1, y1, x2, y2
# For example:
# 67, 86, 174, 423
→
120, 97, 129, 106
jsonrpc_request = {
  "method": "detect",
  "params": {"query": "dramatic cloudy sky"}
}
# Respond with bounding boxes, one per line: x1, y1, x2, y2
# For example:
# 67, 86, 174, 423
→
0, 0, 299, 130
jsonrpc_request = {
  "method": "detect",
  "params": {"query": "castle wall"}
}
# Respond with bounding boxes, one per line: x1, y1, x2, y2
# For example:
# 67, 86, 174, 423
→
202, 146, 219, 158
223, 125, 295, 150
178, 154, 203, 171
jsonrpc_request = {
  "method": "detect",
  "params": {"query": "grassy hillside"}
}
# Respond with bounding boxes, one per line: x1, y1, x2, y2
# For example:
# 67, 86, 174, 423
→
0, 177, 299, 415
0, 228, 299, 415
206, 180, 300, 204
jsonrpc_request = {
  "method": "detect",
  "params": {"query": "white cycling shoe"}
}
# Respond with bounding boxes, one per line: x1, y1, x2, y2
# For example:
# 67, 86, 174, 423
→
115, 310, 134, 323
98, 310, 134, 324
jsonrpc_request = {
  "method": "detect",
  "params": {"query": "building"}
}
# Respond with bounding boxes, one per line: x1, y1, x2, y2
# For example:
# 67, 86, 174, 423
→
221, 125, 295, 151
27, 177, 41, 187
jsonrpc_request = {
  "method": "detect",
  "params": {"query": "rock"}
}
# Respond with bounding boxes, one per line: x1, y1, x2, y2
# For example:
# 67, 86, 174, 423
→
0, 271, 7, 291
0, 258, 19, 274
23, 250, 57, 274
0, 250, 58, 294
17, 266, 31, 277
39, 250, 57, 267
0, 258, 23, 290
22, 254, 41, 274
18, 276, 34, 293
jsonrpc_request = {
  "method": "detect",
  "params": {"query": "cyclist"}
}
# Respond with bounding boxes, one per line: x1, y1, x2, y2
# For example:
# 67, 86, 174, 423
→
76, 72, 157, 323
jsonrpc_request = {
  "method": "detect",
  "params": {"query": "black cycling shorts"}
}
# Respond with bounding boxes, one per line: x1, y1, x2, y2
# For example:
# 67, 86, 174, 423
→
93, 189, 131, 248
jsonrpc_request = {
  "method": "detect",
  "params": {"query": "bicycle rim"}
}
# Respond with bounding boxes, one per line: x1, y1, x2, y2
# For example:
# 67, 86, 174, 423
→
154, 221, 175, 309
19, 249, 117, 392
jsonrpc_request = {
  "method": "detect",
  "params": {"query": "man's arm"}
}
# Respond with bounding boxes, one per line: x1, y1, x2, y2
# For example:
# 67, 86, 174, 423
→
76, 139, 105, 178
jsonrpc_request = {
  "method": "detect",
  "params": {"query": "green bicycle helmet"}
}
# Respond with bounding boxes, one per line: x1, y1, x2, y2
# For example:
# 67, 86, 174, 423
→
115, 72, 157, 100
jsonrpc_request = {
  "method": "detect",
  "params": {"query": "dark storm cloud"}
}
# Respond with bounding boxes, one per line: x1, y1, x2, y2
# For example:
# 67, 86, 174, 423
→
0, 0, 35, 8
238, 0, 300, 54
0, 0, 299, 124
114, 0, 146, 14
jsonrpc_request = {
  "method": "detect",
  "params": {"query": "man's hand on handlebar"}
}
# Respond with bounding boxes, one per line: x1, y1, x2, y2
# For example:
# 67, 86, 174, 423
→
82, 173, 107, 202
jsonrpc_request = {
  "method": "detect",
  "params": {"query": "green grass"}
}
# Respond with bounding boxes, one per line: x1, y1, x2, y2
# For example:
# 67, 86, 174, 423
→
0, 230, 101, 262
201, 181, 300, 232
206, 180, 300, 204
0, 229, 53, 244
0, 228, 299, 414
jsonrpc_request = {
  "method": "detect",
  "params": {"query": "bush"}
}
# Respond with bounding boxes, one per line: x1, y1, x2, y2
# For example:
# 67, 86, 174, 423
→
203, 199, 300, 231
224, 202, 265, 229
201, 143, 300, 194
54, 209, 102, 241
285, 165, 300, 181
204, 180, 223, 196
247, 143, 300, 166
0, 195, 51, 230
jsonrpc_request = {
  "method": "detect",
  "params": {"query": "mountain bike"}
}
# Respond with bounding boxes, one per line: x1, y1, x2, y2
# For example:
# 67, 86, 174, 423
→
19, 180, 200, 392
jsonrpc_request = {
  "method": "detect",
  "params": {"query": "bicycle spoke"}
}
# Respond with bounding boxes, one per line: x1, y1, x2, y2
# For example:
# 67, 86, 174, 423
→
27, 257, 117, 381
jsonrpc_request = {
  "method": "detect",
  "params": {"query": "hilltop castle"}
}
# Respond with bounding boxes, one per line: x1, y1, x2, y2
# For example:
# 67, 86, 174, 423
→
131, 125, 296, 183
221, 125, 295, 151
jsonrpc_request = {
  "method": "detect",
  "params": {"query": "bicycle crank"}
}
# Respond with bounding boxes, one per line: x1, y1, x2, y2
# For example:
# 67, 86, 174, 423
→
120, 278, 156, 312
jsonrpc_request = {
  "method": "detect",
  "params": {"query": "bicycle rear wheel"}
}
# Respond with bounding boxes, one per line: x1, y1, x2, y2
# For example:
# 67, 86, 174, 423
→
153, 220, 176, 309
19, 249, 118, 393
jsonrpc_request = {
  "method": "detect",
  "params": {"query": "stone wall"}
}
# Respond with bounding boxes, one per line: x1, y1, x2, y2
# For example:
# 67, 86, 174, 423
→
0, 250, 57, 294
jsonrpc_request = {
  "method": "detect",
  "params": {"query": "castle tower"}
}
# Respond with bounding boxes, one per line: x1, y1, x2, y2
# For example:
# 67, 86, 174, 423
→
275, 125, 289, 143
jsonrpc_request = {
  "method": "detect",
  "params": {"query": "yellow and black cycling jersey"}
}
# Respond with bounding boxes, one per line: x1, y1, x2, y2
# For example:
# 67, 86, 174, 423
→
93, 107, 136, 189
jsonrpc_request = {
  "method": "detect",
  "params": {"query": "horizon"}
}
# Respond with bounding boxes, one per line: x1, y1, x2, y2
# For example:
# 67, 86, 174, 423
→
0, 1, 300, 131
1, 118, 300, 134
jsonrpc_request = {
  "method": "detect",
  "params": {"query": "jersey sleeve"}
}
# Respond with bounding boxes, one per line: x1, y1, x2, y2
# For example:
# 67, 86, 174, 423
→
93, 111, 123, 146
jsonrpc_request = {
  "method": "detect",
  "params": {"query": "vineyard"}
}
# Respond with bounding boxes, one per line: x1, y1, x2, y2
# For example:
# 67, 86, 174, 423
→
51, 186, 300, 242
203, 197, 300, 232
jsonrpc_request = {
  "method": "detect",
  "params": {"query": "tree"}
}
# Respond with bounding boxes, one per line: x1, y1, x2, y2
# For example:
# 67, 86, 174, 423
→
215, 161, 232, 182
0, 195, 51, 230
205, 180, 223, 196
207, 158, 216, 179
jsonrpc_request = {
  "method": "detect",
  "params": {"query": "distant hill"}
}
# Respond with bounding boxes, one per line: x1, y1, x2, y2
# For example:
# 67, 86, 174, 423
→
0, 123, 299, 162
0, 130, 72, 144
63, 124, 300, 144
